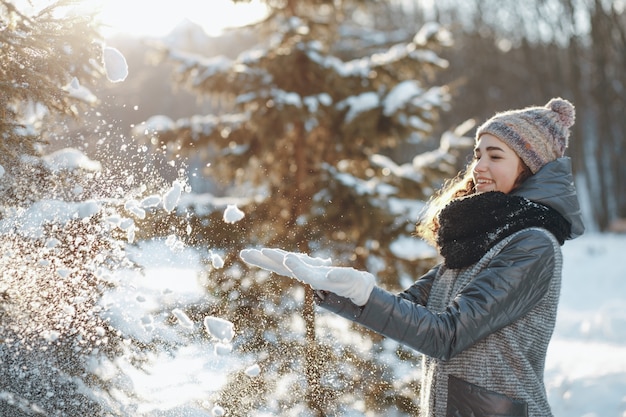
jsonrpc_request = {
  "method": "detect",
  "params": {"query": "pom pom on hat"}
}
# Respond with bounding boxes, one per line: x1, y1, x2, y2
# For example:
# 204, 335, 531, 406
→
476, 98, 575, 173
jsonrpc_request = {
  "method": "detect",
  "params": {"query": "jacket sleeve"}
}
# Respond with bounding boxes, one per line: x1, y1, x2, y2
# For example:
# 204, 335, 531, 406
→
315, 264, 440, 319
397, 264, 439, 304
317, 229, 557, 361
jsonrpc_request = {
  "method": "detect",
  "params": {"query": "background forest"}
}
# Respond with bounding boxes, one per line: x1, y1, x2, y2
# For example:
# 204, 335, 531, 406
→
95, 0, 625, 231
1, 0, 625, 416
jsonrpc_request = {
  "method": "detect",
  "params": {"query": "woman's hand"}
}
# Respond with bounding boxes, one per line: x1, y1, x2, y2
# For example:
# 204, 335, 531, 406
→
240, 248, 375, 306
239, 248, 331, 279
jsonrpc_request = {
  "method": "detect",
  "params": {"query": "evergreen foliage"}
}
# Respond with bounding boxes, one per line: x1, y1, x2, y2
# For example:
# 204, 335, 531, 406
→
0, 0, 102, 166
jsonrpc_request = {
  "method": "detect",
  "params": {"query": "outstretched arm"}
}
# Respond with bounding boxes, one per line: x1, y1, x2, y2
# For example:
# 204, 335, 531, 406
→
318, 229, 557, 360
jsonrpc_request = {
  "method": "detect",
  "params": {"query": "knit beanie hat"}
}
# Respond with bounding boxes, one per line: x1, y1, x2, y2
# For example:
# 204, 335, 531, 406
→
475, 98, 576, 173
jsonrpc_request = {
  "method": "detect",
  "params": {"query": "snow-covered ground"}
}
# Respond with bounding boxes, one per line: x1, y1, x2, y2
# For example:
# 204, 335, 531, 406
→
113, 230, 626, 416
546, 232, 626, 417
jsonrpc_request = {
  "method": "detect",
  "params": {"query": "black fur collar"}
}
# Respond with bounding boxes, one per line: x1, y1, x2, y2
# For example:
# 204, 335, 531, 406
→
436, 191, 571, 269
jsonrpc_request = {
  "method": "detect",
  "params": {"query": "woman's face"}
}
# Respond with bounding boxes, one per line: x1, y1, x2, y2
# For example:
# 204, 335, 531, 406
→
472, 134, 524, 194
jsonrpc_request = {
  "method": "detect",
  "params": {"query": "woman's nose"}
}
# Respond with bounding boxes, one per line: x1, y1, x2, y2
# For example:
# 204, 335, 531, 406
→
473, 159, 486, 172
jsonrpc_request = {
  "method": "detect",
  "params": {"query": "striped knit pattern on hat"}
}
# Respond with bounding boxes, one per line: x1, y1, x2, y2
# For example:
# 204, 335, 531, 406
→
476, 98, 575, 173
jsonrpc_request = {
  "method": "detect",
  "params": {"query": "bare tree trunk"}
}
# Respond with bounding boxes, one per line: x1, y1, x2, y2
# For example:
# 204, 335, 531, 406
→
589, 0, 615, 229
607, 4, 626, 223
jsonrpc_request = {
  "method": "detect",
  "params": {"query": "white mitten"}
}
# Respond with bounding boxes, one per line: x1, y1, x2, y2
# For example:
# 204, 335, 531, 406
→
240, 248, 293, 277
280, 253, 334, 288
325, 268, 375, 306
240, 248, 331, 278
283, 254, 375, 306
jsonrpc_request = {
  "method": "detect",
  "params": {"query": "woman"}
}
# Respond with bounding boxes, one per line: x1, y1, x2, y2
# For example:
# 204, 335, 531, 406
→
241, 98, 584, 416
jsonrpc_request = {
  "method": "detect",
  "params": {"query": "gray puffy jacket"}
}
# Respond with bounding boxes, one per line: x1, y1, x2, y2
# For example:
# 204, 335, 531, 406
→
317, 158, 584, 416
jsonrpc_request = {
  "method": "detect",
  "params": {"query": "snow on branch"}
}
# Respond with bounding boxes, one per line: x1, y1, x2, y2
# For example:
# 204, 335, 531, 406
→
369, 154, 424, 183
134, 113, 248, 141
338, 92, 379, 123
306, 40, 448, 79
323, 162, 398, 197
337, 82, 448, 130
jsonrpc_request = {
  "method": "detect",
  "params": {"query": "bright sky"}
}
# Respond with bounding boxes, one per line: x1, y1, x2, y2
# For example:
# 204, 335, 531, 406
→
29, 0, 268, 38
111, 0, 267, 38
92, 0, 268, 37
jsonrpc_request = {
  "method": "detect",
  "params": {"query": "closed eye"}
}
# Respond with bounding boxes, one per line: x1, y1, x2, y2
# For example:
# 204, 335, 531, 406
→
473, 151, 503, 161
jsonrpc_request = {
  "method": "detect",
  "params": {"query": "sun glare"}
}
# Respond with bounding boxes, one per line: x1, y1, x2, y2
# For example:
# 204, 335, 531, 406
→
75, 0, 268, 38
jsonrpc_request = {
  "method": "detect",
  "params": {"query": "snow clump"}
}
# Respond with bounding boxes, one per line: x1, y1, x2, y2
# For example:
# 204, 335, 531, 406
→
103, 46, 128, 82
223, 204, 245, 223
204, 316, 235, 343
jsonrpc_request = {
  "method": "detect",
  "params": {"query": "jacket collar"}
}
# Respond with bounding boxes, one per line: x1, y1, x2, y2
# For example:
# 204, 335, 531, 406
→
511, 157, 585, 239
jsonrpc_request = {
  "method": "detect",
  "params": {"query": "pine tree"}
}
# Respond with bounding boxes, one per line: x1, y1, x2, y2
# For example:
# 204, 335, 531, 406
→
0, 0, 102, 167
0, 2, 130, 415
135, 1, 470, 414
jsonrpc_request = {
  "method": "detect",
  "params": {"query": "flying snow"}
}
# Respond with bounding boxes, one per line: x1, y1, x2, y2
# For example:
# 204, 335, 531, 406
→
102, 46, 128, 83
172, 308, 194, 329
212, 405, 226, 417
204, 316, 235, 343
124, 199, 146, 219
210, 252, 225, 269
223, 204, 245, 223
141, 194, 161, 208
163, 180, 184, 212
244, 364, 261, 377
